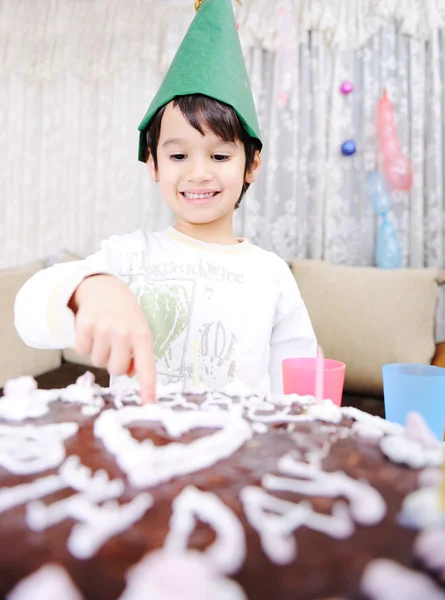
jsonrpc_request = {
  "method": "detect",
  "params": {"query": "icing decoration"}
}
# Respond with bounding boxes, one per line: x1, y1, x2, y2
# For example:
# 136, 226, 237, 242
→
6, 564, 84, 600
222, 379, 262, 400
200, 393, 241, 413
0, 455, 123, 516
352, 421, 385, 442
341, 406, 404, 436
404, 412, 439, 448
153, 381, 315, 425
251, 422, 268, 434
266, 454, 386, 526
67, 493, 153, 559
0, 474, 66, 515
418, 467, 442, 488
318, 424, 339, 434
399, 486, 445, 529
158, 393, 199, 411
243, 397, 275, 413
80, 405, 101, 416
183, 380, 208, 395
27, 492, 153, 559
3, 376, 38, 396
247, 399, 340, 424
59, 372, 104, 407
360, 558, 445, 600
414, 527, 445, 581
109, 377, 141, 405
59, 455, 124, 500
304, 501, 354, 539
0, 422, 78, 475
113, 395, 124, 409
120, 549, 247, 600
156, 381, 185, 398
94, 406, 252, 488
305, 440, 333, 466
380, 435, 443, 469
240, 486, 311, 565
239, 487, 353, 563
0, 377, 59, 421
269, 393, 315, 407
306, 401, 343, 424
165, 485, 245, 575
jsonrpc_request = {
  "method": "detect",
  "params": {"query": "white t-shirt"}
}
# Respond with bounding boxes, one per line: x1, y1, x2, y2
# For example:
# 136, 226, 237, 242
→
14, 227, 317, 394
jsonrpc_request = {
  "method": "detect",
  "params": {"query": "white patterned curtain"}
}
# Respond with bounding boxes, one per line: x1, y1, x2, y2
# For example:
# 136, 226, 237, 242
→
1, 0, 445, 269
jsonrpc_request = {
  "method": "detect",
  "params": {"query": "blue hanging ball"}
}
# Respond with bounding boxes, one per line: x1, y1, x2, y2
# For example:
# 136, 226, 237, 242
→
341, 140, 356, 156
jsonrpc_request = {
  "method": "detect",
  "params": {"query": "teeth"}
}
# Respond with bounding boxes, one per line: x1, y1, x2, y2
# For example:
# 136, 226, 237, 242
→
183, 192, 217, 199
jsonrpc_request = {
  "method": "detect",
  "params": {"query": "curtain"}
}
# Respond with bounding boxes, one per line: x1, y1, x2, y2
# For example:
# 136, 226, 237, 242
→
1, 0, 444, 269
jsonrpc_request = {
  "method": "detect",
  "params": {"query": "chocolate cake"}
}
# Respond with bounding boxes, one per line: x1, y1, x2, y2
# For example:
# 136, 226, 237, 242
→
0, 373, 444, 600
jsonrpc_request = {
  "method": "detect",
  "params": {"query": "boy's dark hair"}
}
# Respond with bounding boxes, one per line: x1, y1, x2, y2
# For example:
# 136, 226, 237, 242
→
145, 94, 261, 209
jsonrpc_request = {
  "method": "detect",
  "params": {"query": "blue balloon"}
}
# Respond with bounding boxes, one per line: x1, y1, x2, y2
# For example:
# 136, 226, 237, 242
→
365, 171, 392, 216
375, 217, 402, 269
341, 140, 356, 156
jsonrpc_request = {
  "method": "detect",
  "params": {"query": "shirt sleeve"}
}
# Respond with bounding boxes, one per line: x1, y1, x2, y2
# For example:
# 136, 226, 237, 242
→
14, 232, 147, 350
269, 263, 317, 394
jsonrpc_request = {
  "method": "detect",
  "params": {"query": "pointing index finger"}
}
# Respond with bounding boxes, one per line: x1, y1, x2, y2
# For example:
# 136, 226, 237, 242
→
133, 333, 156, 404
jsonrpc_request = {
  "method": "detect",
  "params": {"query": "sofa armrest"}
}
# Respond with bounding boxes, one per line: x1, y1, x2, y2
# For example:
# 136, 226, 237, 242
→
432, 342, 445, 369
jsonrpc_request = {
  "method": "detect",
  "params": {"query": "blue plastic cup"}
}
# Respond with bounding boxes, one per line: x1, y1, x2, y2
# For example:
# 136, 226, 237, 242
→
382, 363, 445, 440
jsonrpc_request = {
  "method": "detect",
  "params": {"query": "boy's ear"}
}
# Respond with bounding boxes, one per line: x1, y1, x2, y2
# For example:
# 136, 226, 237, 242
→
146, 153, 159, 182
245, 150, 262, 184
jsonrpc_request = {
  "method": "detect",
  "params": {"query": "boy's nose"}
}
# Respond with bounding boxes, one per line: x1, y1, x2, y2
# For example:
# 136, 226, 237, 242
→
187, 158, 212, 182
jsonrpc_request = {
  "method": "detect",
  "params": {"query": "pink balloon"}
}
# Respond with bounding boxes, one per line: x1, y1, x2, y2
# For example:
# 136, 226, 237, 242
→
377, 90, 413, 191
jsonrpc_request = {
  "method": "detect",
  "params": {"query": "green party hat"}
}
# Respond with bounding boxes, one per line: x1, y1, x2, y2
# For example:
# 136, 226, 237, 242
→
137, 0, 262, 161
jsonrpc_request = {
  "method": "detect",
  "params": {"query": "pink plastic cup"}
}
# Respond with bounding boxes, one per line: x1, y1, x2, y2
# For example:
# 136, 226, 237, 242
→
282, 358, 346, 406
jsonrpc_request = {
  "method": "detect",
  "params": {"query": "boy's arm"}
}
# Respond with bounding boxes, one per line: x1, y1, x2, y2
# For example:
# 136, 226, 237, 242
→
14, 231, 147, 349
269, 267, 317, 394
14, 250, 115, 350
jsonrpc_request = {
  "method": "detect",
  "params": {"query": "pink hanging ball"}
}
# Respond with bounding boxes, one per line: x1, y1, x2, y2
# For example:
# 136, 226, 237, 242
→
340, 81, 354, 95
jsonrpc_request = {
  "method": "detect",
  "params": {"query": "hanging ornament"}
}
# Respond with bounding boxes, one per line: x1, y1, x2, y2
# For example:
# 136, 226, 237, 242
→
276, 0, 295, 108
375, 217, 403, 269
365, 171, 392, 216
377, 90, 413, 191
365, 171, 402, 269
341, 140, 356, 156
340, 81, 354, 95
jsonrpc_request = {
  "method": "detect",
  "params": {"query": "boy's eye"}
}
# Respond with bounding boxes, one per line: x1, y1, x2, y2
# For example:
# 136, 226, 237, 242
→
212, 154, 230, 162
170, 154, 187, 161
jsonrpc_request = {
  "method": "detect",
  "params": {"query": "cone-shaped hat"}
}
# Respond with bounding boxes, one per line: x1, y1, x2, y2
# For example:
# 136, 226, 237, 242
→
137, 0, 262, 161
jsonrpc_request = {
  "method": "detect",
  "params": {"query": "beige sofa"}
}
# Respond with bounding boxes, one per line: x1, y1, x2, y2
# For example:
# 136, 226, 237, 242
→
0, 259, 106, 393
2, 258, 445, 417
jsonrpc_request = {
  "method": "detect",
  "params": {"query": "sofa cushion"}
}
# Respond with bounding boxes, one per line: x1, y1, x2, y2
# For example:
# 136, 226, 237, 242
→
0, 262, 62, 387
290, 260, 445, 395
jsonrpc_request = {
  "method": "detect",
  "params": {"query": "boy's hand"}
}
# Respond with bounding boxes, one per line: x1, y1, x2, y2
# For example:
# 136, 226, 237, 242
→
68, 274, 156, 404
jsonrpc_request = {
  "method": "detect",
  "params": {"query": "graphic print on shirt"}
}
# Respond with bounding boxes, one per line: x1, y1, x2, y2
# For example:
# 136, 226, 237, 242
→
200, 321, 237, 383
128, 276, 192, 377
128, 274, 238, 386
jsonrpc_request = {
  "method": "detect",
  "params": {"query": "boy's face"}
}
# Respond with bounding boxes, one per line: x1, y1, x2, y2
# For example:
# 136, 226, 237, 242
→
147, 102, 260, 231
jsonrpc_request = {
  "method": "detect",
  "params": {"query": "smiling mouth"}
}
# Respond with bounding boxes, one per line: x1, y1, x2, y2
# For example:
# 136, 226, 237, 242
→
180, 191, 221, 204
180, 191, 220, 199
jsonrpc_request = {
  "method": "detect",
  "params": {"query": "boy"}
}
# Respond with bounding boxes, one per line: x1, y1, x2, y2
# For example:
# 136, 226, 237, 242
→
15, 0, 316, 404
